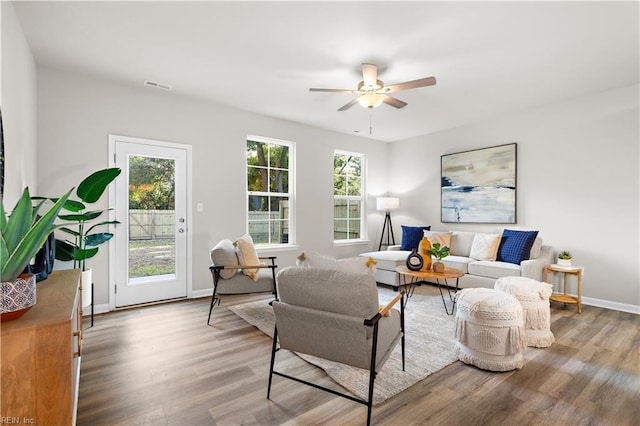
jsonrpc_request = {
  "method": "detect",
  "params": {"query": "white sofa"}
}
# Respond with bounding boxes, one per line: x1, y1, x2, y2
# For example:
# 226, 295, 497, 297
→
359, 230, 553, 289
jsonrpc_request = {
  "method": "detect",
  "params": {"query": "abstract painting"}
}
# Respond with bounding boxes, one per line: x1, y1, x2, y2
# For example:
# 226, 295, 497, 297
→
441, 143, 516, 223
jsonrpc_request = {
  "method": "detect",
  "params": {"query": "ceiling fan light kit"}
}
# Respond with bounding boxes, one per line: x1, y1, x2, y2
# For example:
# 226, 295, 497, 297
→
358, 93, 384, 109
310, 63, 436, 111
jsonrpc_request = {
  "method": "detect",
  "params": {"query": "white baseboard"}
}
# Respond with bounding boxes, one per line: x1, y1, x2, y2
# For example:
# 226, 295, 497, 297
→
82, 304, 110, 316
191, 289, 213, 299
84, 292, 638, 315
582, 297, 639, 315
82, 292, 212, 317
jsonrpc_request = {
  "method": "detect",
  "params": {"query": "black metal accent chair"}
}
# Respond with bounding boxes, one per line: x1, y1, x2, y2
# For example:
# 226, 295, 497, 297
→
208, 239, 277, 324
267, 267, 405, 426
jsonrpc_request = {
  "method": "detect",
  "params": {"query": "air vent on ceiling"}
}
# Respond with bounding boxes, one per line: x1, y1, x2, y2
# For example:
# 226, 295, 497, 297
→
144, 80, 172, 91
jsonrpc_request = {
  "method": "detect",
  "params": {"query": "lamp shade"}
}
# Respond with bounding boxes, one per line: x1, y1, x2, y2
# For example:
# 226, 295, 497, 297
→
376, 197, 400, 211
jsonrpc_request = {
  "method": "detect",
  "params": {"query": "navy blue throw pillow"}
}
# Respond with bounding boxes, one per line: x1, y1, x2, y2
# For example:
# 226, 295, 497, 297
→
400, 225, 431, 251
497, 229, 539, 264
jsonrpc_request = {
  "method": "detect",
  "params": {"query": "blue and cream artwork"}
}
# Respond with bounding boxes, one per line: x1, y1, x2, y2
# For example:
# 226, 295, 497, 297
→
441, 143, 516, 223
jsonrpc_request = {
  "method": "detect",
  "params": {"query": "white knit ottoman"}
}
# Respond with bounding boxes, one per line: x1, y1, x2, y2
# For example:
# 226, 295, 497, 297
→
455, 288, 526, 371
495, 276, 555, 348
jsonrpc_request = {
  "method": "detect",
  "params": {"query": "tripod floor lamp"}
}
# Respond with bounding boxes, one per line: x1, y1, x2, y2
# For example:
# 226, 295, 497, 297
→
377, 197, 400, 250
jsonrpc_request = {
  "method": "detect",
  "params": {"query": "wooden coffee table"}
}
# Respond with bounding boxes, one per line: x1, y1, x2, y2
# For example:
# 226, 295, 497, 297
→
395, 265, 464, 315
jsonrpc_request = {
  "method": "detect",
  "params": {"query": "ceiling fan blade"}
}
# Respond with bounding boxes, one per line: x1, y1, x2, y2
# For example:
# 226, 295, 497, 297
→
382, 95, 408, 109
309, 88, 356, 93
383, 76, 436, 93
338, 98, 360, 111
361, 63, 378, 87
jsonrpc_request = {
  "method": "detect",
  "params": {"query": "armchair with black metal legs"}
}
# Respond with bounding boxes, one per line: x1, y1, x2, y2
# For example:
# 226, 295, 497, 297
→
267, 267, 405, 426
208, 239, 277, 324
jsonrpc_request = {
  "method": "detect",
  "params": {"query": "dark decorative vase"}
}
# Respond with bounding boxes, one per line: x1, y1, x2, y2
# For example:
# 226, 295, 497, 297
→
406, 249, 424, 271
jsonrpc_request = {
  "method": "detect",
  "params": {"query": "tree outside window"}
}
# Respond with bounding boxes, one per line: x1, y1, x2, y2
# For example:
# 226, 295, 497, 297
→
334, 151, 364, 241
247, 138, 292, 245
128, 156, 175, 210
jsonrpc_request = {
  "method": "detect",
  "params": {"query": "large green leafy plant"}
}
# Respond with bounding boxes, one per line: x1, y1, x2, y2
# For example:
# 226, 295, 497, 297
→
54, 168, 121, 271
1, 188, 72, 281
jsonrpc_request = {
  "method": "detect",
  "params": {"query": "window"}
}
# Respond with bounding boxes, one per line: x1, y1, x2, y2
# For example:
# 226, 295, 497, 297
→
334, 151, 365, 241
246, 136, 294, 245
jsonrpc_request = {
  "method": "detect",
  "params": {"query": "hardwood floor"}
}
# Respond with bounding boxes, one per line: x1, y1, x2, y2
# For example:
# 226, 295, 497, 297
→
77, 285, 640, 425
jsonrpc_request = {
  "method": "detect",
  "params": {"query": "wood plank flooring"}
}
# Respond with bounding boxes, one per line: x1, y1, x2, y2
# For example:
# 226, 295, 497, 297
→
77, 285, 640, 425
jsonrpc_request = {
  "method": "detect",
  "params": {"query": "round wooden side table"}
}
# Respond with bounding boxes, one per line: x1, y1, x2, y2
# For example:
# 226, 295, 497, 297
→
395, 265, 464, 315
544, 264, 582, 313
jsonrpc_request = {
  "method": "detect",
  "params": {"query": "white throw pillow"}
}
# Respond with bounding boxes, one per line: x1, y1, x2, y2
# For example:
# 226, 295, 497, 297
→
295, 252, 311, 268
299, 251, 336, 269
234, 233, 262, 281
469, 233, 501, 261
336, 256, 377, 275
424, 230, 452, 248
298, 251, 376, 275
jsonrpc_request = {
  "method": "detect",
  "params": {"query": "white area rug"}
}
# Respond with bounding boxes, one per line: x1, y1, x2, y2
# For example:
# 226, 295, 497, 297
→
229, 287, 458, 405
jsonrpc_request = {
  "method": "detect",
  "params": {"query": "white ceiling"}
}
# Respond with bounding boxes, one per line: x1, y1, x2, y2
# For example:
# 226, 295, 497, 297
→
11, 1, 640, 142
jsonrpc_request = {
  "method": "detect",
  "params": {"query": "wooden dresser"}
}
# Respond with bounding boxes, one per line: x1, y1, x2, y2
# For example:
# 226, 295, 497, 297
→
1, 269, 82, 426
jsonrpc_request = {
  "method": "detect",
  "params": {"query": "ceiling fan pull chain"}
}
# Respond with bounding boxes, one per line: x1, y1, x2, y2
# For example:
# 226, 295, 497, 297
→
369, 111, 373, 135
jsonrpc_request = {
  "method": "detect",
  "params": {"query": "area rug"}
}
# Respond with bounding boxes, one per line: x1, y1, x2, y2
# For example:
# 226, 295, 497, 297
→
228, 287, 458, 405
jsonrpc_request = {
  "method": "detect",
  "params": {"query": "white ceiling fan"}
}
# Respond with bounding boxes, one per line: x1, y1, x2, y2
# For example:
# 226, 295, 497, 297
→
309, 63, 436, 111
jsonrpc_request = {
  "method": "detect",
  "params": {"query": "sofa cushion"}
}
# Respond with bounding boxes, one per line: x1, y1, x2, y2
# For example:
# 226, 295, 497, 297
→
216, 267, 275, 294
424, 230, 452, 249
210, 239, 239, 279
469, 233, 501, 261
441, 256, 475, 274
400, 225, 431, 251
497, 230, 539, 265
359, 250, 409, 271
468, 260, 521, 279
299, 251, 376, 275
450, 231, 476, 257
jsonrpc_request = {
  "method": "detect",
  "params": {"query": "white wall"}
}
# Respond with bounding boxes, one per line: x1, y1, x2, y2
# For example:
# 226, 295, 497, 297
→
36, 67, 390, 307
388, 85, 640, 310
1, 1, 38, 207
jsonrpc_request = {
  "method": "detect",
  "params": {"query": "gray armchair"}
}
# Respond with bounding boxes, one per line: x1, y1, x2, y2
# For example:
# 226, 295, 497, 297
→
208, 239, 277, 324
267, 267, 405, 426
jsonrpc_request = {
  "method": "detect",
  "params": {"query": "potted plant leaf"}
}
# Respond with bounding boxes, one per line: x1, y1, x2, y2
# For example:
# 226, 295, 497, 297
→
1, 188, 72, 321
52, 168, 121, 309
427, 243, 450, 273
557, 250, 572, 267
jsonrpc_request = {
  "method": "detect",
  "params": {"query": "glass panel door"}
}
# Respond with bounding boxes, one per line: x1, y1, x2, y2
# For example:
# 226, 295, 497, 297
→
113, 138, 188, 307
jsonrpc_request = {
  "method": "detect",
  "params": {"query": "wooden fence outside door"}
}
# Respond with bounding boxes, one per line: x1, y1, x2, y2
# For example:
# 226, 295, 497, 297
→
129, 210, 174, 240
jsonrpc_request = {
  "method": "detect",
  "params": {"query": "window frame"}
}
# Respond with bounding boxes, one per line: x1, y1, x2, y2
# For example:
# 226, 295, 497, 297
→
246, 135, 296, 247
333, 150, 367, 244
